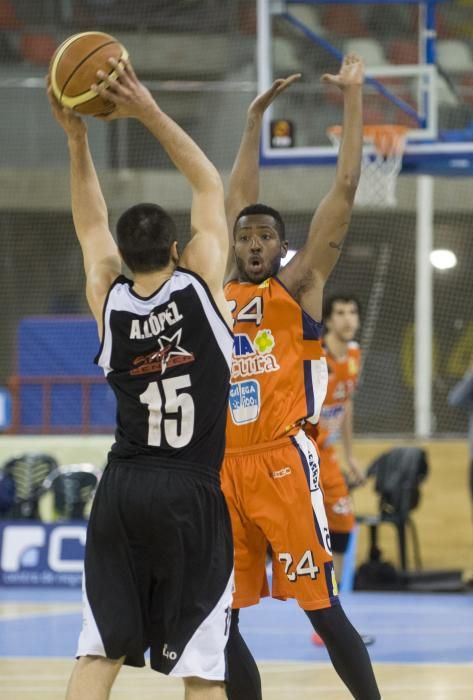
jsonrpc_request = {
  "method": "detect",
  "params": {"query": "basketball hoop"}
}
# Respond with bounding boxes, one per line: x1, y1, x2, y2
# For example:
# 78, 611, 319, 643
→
327, 124, 409, 208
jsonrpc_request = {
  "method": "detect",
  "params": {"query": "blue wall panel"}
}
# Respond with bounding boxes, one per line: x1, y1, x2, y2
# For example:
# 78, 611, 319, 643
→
17, 317, 115, 431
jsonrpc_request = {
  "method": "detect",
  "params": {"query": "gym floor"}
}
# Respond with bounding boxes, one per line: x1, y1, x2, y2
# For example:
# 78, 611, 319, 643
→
1, 587, 472, 699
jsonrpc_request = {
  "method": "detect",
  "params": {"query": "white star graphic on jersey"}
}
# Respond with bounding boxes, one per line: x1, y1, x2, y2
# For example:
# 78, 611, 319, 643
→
157, 328, 193, 374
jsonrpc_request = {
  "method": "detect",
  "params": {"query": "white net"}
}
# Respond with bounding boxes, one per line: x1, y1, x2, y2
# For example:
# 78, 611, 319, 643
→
328, 124, 409, 208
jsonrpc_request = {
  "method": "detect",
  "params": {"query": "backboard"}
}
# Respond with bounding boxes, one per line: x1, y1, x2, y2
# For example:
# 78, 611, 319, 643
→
258, 0, 473, 175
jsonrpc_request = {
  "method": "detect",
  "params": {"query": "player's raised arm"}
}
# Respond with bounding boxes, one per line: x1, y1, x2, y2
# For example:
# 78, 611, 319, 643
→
279, 54, 364, 321
93, 59, 228, 305
47, 86, 121, 332
225, 74, 300, 280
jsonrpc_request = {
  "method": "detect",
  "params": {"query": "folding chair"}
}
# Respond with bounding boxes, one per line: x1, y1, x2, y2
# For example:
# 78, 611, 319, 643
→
38, 463, 102, 522
1, 453, 57, 519
357, 447, 429, 572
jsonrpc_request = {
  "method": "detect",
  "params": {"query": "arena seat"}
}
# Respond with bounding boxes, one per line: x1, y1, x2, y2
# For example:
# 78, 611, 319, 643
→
387, 39, 419, 65
437, 72, 461, 106
272, 37, 303, 74
344, 38, 388, 67
0, 453, 58, 519
437, 39, 473, 73
288, 4, 326, 36
38, 463, 102, 522
321, 5, 368, 37
20, 32, 57, 65
238, 0, 256, 35
0, 0, 21, 29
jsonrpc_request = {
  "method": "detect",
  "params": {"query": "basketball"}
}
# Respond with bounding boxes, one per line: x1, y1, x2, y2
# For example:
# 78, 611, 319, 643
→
49, 31, 128, 117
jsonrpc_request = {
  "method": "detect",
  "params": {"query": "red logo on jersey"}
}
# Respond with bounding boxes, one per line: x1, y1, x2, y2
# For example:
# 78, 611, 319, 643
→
130, 329, 195, 376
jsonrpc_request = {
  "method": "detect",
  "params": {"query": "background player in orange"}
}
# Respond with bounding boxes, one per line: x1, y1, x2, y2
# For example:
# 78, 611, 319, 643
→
49, 59, 234, 700
304, 293, 376, 648
307, 293, 364, 583
222, 55, 381, 700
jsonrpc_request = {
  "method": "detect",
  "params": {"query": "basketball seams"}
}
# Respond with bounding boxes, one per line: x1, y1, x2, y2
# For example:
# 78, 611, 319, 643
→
60, 40, 118, 98
60, 48, 128, 110
49, 31, 127, 114
50, 31, 112, 101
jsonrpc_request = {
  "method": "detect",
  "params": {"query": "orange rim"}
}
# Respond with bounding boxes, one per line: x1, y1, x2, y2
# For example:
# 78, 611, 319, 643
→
328, 124, 409, 157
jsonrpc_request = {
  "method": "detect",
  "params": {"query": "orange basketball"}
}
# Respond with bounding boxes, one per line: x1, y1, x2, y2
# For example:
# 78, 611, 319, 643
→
49, 31, 128, 117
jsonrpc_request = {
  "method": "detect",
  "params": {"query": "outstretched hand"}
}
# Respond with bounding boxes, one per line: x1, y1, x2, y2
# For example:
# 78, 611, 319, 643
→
91, 58, 157, 121
321, 53, 364, 91
47, 81, 87, 139
248, 74, 301, 117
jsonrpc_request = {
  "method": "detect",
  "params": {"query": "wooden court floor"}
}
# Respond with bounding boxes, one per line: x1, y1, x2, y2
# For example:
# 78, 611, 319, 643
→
1, 591, 473, 699
1, 658, 473, 699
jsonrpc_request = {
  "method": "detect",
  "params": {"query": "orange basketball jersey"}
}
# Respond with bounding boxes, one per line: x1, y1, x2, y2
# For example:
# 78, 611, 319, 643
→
225, 277, 328, 448
316, 341, 361, 450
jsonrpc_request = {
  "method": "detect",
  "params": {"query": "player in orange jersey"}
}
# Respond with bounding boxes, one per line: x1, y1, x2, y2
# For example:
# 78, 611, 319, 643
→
222, 55, 381, 700
307, 293, 364, 583
305, 293, 375, 648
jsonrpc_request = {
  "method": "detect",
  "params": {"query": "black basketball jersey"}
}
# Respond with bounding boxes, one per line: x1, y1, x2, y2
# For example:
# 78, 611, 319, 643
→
95, 268, 233, 473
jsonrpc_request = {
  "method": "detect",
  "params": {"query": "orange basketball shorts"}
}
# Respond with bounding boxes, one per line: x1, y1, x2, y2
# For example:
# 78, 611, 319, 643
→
221, 430, 339, 611
318, 445, 355, 535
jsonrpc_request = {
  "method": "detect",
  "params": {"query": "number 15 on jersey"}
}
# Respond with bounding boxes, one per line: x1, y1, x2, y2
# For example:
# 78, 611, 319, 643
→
140, 375, 195, 448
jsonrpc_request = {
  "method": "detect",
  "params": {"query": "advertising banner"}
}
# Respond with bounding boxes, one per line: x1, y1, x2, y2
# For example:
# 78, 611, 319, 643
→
0, 521, 85, 587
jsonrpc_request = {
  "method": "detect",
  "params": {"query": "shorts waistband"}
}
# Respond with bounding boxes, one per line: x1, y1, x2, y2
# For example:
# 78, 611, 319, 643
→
224, 430, 304, 457
108, 455, 220, 486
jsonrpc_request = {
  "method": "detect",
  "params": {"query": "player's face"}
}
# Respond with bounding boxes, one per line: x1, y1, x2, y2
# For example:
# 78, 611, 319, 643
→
233, 214, 288, 284
326, 301, 360, 342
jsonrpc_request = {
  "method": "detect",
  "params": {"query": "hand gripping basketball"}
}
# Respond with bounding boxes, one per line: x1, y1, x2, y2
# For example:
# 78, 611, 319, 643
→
91, 58, 157, 121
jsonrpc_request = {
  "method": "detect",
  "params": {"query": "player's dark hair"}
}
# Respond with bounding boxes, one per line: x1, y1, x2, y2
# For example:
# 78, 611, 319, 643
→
116, 203, 177, 273
323, 293, 361, 322
234, 203, 286, 241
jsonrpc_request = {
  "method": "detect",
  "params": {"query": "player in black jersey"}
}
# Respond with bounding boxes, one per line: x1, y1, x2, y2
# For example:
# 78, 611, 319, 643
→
48, 58, 233, 700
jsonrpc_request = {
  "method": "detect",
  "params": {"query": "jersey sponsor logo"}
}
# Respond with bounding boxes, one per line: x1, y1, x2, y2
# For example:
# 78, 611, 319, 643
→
332, 496, 354, 516
307, 446, 320, 491
229, 379, 260, 424
320, 403, 345, 443
330, 378, 355, 402
254, 329, 275, 354
348, 356, 359, 376
321, 404, 344, 420
129, 301, 183, 340
271, 466, 292, 479
131, 329, 195, 376
232, 330, 279, 380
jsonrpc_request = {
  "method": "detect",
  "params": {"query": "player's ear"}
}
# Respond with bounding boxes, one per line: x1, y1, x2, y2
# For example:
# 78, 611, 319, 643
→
281, 240, 289, 256
171, 241, 179, 264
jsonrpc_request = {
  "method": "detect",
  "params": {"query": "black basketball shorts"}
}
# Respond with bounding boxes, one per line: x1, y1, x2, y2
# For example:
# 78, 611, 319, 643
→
76, 459, 234, 679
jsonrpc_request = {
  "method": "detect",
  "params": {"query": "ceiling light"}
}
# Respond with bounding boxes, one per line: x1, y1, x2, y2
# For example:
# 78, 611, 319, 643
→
430, 249, 457, 270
